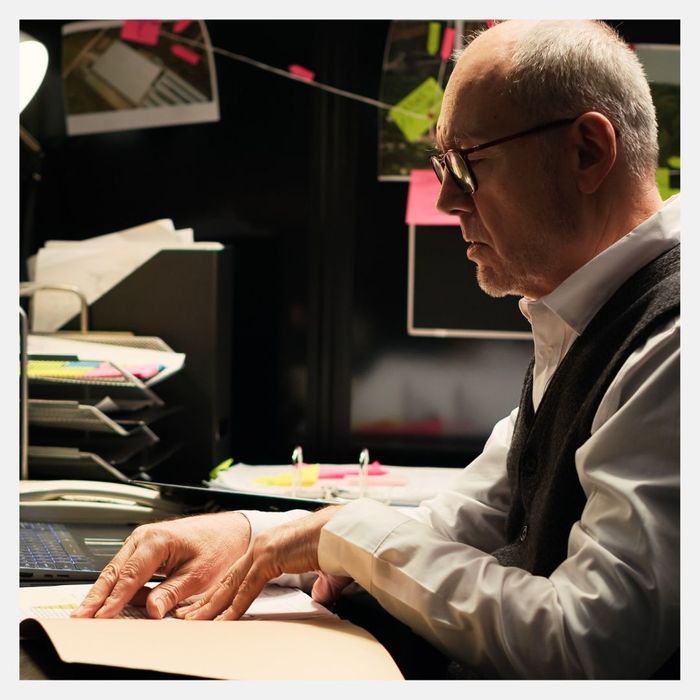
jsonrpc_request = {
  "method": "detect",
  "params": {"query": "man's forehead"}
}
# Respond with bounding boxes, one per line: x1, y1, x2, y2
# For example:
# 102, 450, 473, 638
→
436, 68, 507, 149
435, 24, 517, 148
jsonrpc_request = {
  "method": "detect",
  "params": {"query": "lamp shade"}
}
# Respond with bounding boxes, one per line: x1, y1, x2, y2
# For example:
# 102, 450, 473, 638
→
20, 31, 48, 113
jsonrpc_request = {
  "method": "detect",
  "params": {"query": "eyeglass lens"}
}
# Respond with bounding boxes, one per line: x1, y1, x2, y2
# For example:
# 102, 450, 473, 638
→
431, 153, 475, 194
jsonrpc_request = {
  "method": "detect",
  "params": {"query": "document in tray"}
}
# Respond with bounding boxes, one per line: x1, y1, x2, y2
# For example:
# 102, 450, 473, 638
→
27, 334, 185, 386
20, 582, 335, 622
30, 218, 223, 332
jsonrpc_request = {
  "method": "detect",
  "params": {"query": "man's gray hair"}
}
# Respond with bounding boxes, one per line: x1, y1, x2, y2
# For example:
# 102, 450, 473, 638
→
474, 20, 659, 180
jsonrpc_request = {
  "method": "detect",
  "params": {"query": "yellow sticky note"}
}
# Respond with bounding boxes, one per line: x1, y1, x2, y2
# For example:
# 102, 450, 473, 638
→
427, 22, 441, 55
389, 77, 444, 143
255, 463, 320, 487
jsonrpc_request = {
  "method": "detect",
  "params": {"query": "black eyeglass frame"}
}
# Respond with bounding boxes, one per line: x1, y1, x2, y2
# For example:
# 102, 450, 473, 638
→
430, 116, 579, 195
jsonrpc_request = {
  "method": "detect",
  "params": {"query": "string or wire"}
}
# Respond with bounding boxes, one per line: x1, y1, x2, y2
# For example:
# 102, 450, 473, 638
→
159, 29, 429, 120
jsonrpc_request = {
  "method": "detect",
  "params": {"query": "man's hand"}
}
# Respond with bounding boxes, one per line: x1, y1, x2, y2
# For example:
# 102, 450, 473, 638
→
311, 572, 353, 607
175, 505, 343, 620
70, 511, 251, 619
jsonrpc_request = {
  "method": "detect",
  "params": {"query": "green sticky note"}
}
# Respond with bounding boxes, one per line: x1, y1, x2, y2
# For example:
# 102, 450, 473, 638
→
209, 457, 233, 479
389, 77, 444, 143
427, 22, 441, 55
655, 167, 680, 201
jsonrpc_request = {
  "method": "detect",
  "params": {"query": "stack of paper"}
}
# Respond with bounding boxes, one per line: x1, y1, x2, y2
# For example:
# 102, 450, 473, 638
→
207, 462, 461, 507
28, 218, 222, 333
20, 582, 336, 622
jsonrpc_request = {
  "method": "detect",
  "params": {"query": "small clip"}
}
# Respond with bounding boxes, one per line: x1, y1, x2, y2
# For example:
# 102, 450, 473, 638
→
291, 445, 304, 496
358, 448, 370, 497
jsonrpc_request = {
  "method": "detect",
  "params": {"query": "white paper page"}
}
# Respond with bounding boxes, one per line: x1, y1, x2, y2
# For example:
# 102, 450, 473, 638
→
20, 583, 335, 622
33, 242, 171, 332
33, 238, 223, 332
27, 334, 185, 386
174, 228, 194, 243
43, 219, 177, 247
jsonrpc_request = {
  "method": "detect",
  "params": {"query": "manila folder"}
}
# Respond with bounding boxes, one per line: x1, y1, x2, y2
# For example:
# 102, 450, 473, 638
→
20, 616, 404, 680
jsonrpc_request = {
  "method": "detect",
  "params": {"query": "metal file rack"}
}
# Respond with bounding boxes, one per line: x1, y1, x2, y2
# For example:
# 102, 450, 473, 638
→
20, 284, 184, 483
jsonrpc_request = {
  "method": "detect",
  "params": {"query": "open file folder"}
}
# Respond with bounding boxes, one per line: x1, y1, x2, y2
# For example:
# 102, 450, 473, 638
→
20, 583, 404, 680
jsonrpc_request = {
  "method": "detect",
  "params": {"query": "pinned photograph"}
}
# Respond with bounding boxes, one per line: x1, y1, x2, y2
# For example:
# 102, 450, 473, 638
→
61, 20, 219, 135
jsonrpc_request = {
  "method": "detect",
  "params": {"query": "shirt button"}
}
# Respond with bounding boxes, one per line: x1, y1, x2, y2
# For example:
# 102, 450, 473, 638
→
518, 524, 528, 542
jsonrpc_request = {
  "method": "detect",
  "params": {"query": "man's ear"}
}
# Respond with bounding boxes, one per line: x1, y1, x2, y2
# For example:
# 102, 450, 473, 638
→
571, 112, 617, 194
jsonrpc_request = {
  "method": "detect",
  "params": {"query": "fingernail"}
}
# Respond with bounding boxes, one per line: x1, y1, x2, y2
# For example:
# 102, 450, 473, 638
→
153, 599, 164, 618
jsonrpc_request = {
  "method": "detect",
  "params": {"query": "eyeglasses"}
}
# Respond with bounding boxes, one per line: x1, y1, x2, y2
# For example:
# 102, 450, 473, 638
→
430, 117, 578, 195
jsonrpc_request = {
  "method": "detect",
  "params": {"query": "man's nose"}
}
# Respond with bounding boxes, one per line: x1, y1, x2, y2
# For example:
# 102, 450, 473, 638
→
435, 172, 474, 216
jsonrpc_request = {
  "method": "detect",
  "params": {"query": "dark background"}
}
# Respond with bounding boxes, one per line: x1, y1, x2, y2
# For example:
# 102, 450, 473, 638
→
19, 19, 681, 479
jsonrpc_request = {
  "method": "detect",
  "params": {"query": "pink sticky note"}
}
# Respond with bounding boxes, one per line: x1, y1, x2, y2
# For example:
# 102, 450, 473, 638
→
318, 464, 389, 479
84, 363, 122, 379
171, 44, 201, 65
121, 20, 162, 46
125, 364, 161, 379
288, 64, 316, 82
173, 20, 193, 33
344, 477, 409, 487
440, 27, 456, 62
405, 169, 460, 226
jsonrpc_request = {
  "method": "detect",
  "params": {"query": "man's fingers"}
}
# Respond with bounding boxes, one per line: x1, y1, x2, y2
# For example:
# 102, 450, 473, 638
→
214, 571, 267, 621
145, 571, 207, 618
126, 586, 153, 608
179, 553, 251, 620
71, 536, 166, 618
70, 538, 138, 617
311, 573, 352, 606
179, 551, 265, 621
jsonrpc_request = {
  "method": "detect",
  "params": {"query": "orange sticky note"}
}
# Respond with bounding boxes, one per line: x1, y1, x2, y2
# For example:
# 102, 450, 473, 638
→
288, 64, 315, 81
173, 20, 193, 33
440, 27, 456, 62
121, 20, 162, 46
171, 44, 201, 65
405, 169, 460, 226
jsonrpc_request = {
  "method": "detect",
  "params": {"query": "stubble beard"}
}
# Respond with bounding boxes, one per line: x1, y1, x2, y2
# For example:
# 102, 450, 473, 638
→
474, 171, 577, 299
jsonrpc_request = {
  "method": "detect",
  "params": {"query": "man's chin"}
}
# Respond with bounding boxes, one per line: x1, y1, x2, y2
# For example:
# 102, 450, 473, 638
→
476, 268, 517, 298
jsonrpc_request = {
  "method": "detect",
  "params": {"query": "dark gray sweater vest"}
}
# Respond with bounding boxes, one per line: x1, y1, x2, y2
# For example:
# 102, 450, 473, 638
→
492, 244, 679, 576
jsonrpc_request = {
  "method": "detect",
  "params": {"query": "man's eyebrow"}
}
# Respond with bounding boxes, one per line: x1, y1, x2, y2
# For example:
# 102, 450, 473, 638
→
435, 130, 478, 154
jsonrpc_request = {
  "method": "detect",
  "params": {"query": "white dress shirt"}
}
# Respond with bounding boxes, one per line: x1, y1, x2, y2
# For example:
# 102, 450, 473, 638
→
247, 195, 680, 679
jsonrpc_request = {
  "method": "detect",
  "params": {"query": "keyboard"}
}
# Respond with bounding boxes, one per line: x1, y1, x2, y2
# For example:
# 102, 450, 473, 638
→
20, 521, 93, 571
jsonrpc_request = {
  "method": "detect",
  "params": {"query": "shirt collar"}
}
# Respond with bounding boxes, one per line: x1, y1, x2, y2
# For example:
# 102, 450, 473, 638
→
520, 194, 680, 334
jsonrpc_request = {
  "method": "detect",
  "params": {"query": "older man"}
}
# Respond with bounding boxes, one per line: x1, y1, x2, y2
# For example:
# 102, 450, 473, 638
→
73, 20, 679, 680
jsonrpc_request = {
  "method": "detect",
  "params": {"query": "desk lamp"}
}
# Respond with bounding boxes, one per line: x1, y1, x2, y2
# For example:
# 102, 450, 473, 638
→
20, 31, 48, 113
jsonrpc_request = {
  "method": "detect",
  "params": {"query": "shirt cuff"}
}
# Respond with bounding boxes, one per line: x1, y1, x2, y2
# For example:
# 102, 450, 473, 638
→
318, 498, 414, 591
237, 508, 310, 541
